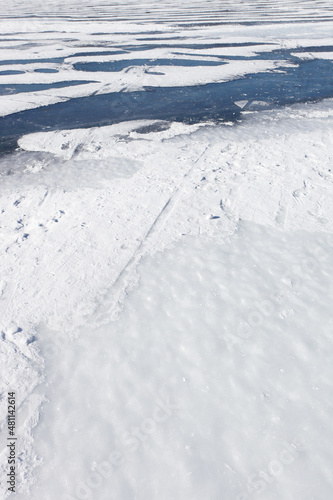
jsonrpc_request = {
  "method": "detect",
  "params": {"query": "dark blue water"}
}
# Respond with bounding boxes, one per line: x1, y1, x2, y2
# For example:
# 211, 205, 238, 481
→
0, 70, 25, 75
291, 45, 333, 53
119, 42, 275, 52
74, 58, 228, 72
0, 80, 96, 96
173, 48, 331, 62
185, 50, 295, 62
0, 57, 65, 66
91, 31, 165, 35
0, 58, 332, 155
34, 68, 59, 73
178, 19, 333, 27
137, 36, 188, 41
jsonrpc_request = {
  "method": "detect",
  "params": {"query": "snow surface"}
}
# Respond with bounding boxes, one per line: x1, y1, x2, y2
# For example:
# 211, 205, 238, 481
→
1, 1, 333, 499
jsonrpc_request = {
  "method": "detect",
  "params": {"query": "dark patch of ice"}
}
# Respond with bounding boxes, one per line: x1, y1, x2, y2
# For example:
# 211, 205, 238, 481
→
0, 80, 96, 96
74, 58, 227, 72
34, 68, 59, 73
0, 70, 25, 75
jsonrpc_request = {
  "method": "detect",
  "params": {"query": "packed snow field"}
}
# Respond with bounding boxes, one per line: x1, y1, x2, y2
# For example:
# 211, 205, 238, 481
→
1, 1, 333, 499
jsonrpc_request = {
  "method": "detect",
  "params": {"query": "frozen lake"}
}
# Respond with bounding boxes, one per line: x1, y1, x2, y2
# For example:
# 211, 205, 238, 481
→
1, 1, 333, 500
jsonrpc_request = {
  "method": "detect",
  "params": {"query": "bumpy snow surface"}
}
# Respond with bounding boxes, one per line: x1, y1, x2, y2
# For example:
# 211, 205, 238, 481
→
1, 1, 333, 499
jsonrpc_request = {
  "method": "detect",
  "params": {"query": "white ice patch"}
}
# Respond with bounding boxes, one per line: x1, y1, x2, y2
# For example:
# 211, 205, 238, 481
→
234, 100, 249, 109
17, 120, 206, 159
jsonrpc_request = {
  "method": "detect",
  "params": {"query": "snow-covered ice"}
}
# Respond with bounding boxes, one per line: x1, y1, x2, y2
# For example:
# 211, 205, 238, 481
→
1, 1, 333, 499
